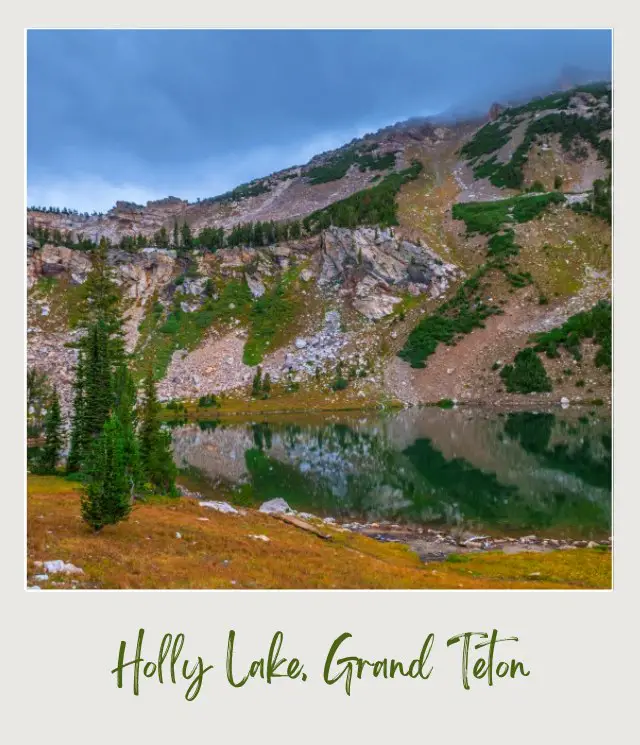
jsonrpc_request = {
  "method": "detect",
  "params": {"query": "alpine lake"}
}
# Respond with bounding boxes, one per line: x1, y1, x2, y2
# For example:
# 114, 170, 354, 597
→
167, 406, 611, 542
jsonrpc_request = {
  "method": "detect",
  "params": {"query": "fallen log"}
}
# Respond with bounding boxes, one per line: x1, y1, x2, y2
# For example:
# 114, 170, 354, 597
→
273, 513, 332, 540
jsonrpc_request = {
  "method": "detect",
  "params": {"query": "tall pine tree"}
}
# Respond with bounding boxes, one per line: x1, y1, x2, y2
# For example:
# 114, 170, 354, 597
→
67, 350, 86, 473
138, 369, 177, 495
81, 413, 132, 531
113, 364, 143, 495
35, 387, 63, 474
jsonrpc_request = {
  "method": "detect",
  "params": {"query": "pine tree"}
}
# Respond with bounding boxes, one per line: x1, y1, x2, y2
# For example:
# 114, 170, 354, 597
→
113, 365, 142, 495
251, 366, 262, 397
36, 387, 63, 473
180, 221, 193, 250
138, 369, 177, 495
81, 413, 132, 531
78, 237, 125, 364
67, 350, 87, 473
262, 373, 271, 397
83, 320, 114, 440
172, 221, 180, 250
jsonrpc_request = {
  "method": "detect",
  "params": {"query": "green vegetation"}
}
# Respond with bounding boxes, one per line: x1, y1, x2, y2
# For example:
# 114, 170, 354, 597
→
532, 300, 612, 370
81, 413, 133, 531
138, 370, 178, 496
452, 192, 566, 235
135, 279, 253, 382
571, 175, 612, 224
400, 189, 570, 368
460, 121, 516, 159
437, 398, 455, 409
398, 267, 500, 368
200, 180, 270, 206
243, 269, 300, 366
476, 111, 611, 189
31, 387, 63, 474
64, 238, 177, 530
461, 85, 611, 189
304, 161, 423, 232
500, 348, 552, 393
306, 144, 396, 185
198, 394, 219, 408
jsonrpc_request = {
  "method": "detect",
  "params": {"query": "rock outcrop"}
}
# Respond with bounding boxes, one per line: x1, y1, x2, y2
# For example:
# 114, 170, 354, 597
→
318, 227, 459, 319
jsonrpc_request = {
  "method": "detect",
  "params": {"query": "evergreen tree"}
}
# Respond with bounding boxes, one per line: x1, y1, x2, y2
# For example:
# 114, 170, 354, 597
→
81, 413, 132, 531
153, 226, 169, 248
83, 320, 114, 441
138, 369, 177, 495
180, 221, 193, 250
172, 221, 180, 250
67, 350, 87, 473
262, 373, 271, 397
78, 237, 125, 364
36, 387, 63, 474
113, 365, 143, 494
251, 366, 262, 397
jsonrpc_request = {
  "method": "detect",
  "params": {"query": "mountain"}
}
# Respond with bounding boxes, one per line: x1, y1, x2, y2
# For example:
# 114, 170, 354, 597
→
27, 82, 612, 419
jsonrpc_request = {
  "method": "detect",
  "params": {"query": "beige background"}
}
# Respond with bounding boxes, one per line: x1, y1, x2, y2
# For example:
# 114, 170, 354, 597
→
3, 5, 637, 742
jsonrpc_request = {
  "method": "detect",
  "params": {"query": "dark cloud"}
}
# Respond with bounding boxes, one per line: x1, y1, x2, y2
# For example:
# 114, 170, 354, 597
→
27, 29, 612, 211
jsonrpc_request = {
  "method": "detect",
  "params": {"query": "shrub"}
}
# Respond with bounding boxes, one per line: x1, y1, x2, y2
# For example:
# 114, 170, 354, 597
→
331, 377, 348, 391
437, 398, 455, 409
198, 394, 219, 408
499, 348, 552, 393
532, 301, 611, 370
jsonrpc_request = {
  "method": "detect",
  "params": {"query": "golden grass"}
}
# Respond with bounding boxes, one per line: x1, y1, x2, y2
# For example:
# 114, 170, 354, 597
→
27, 476, 611, 590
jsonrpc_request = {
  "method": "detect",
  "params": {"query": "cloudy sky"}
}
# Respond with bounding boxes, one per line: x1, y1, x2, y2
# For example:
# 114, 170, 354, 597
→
27, 30, 611, 212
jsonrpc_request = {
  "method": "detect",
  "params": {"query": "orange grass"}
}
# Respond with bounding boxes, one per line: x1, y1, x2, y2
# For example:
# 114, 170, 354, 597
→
27, 476, 611, 590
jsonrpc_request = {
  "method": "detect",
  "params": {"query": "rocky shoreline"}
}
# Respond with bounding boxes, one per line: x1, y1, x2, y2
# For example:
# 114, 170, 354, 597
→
177, 489, 611, 564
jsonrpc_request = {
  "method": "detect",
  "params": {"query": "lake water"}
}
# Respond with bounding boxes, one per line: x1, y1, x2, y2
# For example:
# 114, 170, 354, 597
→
169, 407, 611, 539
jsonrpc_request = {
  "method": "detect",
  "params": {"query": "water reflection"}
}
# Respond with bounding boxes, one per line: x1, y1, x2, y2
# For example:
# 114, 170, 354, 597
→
170, 408, 611, 539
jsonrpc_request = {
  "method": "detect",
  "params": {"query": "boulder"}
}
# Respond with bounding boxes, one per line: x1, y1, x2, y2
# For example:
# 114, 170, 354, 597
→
259, 498, 292, 514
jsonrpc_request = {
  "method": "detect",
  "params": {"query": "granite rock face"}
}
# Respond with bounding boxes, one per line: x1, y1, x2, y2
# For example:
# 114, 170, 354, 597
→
318, 227, 459, 319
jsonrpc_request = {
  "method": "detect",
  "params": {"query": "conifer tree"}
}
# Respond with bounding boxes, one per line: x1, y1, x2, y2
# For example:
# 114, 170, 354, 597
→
138, 369, 177, 495
36, 387, 63, 474
262, 373, 271, 397
67, 350, 87, 473
251, 366, 262, 397
180, 221, 193, 250
81, 413, 132, 531
78, 237, 125, 364
113, 364, 142, 495
172, 221, 180, 250
83, 320, 114, 440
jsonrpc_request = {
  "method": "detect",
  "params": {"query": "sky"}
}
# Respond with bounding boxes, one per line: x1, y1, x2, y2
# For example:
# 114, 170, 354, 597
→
27, 30, 612, 213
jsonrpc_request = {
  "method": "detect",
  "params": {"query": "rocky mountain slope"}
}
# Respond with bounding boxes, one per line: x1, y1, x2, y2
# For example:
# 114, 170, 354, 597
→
27, 82, 612, 417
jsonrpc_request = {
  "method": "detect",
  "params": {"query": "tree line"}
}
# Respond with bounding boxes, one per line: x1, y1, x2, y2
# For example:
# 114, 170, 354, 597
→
30, 238, 177, 531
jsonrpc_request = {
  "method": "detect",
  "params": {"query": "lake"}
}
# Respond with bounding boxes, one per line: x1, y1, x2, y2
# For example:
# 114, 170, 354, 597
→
169, 407, 611, 540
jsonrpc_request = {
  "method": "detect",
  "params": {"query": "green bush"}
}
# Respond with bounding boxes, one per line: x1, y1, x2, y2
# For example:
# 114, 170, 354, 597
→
331, 377, 348, 391
460, 122, 515, 159
500, 348, 552, 393
452, 192, 565, 235
532, 301, 611, 370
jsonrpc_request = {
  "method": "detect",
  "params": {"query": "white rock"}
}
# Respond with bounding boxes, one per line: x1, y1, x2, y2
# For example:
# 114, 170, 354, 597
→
200, 501, 238, 514
43, 560, 83, 575
560, 396, 570, 409
259, 498, 292, 514
43, 560, 65, 573
33, 574, 49, 581
295, 338, 307, 349
249, 534, 271, 542
175, 532, 182, 539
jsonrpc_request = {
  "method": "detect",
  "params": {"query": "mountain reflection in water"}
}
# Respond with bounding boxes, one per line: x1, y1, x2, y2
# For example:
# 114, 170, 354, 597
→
169, 408, 611, 539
